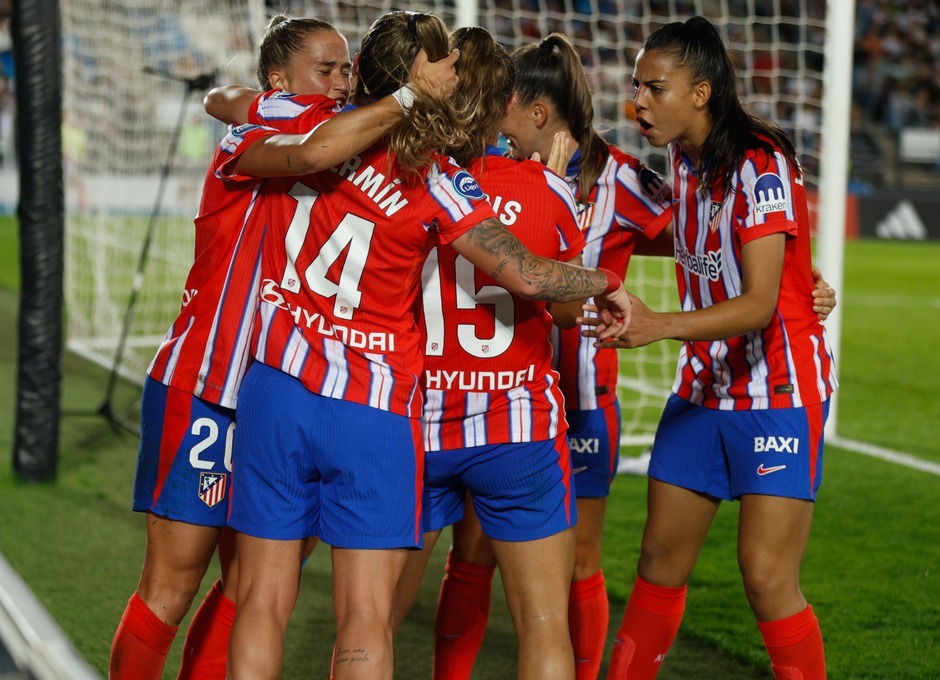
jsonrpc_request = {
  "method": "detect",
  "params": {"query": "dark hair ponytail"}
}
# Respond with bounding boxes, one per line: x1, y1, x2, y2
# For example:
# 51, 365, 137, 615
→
512, 33, 609, 199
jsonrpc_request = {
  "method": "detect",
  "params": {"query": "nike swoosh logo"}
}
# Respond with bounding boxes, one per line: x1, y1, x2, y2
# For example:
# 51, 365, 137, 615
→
573, 466, 588, 474
757, 464, 787, 476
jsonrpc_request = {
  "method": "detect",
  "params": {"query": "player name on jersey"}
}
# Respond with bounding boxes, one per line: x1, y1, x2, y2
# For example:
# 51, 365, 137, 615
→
331, 156, 408, 217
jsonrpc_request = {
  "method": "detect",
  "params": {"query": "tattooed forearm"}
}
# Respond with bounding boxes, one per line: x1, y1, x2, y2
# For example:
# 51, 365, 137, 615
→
466, 218, 526, 280
466, 218, 606, 301
538, 260, 608, 301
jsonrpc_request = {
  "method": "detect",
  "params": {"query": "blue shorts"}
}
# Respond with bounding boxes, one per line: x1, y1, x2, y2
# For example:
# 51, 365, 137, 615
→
133, 377, 235, 526
566, 400, 621, 498
649, 395, 828, 501
229, 363, 423, 549
422, 433, 576, 542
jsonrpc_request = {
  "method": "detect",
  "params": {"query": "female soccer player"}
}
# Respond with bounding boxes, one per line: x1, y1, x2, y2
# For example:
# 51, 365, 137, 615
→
429, 32, 668, 680
222, 11, 632, 680
433, 31, 837, 680
585, 16, 838, 680
387, 26, 588, 680
108, 16, 458, 680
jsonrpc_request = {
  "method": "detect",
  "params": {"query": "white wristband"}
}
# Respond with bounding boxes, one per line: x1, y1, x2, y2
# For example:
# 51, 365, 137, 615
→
391, 84, 416, 115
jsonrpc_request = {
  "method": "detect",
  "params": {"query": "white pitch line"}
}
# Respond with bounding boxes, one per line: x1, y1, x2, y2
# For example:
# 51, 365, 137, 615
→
828, 435, 940, 476
614, 380, 940, 477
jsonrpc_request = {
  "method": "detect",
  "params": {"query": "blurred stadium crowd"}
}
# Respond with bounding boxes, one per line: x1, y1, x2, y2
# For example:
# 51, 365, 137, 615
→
853, 0, 940, 133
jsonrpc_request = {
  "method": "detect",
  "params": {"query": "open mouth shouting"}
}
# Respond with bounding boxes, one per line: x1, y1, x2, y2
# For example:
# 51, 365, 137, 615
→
636, 116, 653, 138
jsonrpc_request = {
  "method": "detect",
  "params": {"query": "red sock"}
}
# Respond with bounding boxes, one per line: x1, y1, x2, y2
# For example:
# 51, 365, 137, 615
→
109, 592, 178, 680
177, 578, 236, 680
757, 605, 826, 680
432, 551, 496, 680
569, 570, 609, 680
606, 576, 686, 680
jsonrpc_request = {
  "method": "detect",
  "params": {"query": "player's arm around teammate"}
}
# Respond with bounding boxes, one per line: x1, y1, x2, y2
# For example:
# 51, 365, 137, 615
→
219, 12, 632, 680
109, 15, 457, 680
209, 54, 458, 178
110, 15, 355, 680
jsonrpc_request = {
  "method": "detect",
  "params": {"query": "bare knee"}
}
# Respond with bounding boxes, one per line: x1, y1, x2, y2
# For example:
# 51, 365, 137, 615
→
738, 552, 804, 620
636, 539, 696, 588
510, 607, 569, 645
572, 532, 603, 581
136, 579, 202, 626
238, 571, 299, 624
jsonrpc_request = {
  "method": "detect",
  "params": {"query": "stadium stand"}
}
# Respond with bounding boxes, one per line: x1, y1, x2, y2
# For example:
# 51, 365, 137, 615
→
851, 0, 940, 188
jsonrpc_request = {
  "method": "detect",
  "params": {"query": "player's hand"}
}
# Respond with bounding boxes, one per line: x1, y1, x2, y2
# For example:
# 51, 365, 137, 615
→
580, 292, 662, 349
541, 131, 573, 177
812, 267, 836, 322
585, 284, 632, 342
409, 48, 460, 100
579, 312, 628, 349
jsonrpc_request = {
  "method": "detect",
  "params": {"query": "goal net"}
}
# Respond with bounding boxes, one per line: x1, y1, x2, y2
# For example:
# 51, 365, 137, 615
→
60, 0, 269, 388
61, 0, 829, 447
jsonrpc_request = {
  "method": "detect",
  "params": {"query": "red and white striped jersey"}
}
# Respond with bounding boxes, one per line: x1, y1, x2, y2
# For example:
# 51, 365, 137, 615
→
668, 138, 838, 409
551, 145, 673, 411
253, 148, 498, 419
420, 150, 586, 451
147, 92, 336, 409
248, 89, 342, 128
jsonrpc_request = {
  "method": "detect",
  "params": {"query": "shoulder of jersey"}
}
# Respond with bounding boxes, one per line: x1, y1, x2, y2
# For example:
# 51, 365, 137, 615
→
478, 153, 525, 172
606, 143, 636, 164
450, 168, 487, 201
257, 91, 336, 116
744, 133, 785, 164
262, 90, 333, 106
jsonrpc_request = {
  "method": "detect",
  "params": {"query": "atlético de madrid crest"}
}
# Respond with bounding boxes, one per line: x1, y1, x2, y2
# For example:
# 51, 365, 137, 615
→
198, 471, 227, 508
708, 200, 723, 232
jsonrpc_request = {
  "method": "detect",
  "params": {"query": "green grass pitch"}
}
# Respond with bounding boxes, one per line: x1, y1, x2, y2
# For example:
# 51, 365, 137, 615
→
1, 214, 938, 678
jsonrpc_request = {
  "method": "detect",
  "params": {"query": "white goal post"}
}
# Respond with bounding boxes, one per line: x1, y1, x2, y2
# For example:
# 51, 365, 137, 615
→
60, 0, 849, 444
